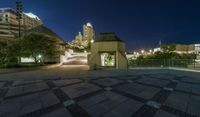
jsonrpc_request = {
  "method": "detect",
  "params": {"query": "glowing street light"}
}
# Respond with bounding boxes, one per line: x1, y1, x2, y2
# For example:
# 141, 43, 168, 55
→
90, 39, 94, 43
38, 54, 42, 59
141, 50, 144, 54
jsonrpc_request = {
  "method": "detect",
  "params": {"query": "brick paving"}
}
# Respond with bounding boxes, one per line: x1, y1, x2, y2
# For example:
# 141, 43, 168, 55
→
0, 69, 200, 117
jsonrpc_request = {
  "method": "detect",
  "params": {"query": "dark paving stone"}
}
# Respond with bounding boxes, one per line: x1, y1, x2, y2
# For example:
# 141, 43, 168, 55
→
5, 83, 49, 98
53, 88, 70, 102
93, 78, 123, 87
116, 83, 160, 100
132, 105, 158, 117
154, 110, 178, 117
151, 90, 171, 104
103, 99, 143, 117
61, 83, 101, 99
41, 108, 73, 117
68, 103, 91, 117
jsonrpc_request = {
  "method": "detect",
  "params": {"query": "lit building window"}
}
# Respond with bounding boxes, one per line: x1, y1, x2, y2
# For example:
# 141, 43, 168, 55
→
100, 52, 115, 67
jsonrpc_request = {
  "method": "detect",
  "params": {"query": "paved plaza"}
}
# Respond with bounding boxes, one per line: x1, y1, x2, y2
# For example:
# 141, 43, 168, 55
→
0, 65, 200, 117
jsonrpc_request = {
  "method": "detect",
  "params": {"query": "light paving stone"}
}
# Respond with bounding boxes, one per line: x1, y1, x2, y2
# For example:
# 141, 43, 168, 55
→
181, 77, 200, 84
150, 74, 175, 80
116, 83, 160, 99
175, 82, 192, 93
53, 79, 82, 87
20, 102, 42, 116
118, 76, 139, 80
146, 101, 161, 109
187, 95, 200, 116
21, 93, 41, 107
154, 110, 178, 117
103, 99, 144, 117
164, 91, 189, 112
61, 83, 101, 99
0, 82, 5, 88
20, 93, 42, 116
93, 78, 123, 87
0, 97, 21, 117
191, 84, 200, 95
40, 108, 73, 117
13, 80, 40, 86
40, 91, 60, 108
126, 80, 133, 83
63, 100, 75, 107
5, 86, 23, 97
137, 78, 170, 87
163, 87, 174, 92
104, 87, 112, 91
23, 83, 49, 94
78, 91, 128, 117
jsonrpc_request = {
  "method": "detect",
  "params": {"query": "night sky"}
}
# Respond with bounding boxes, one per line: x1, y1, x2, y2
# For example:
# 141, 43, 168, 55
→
1, 0, 200, 51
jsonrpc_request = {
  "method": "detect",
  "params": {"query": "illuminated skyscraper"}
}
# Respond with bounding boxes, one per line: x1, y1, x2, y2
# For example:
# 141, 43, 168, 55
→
83, 22, 95, 43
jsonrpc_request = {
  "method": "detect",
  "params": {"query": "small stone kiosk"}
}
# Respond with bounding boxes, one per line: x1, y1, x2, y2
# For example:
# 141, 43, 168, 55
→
88, 32, 128, 69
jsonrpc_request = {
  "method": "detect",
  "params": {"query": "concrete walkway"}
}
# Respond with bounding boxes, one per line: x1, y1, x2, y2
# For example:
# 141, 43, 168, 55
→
0, 66, 200, 117
0, 64, 61, 74
0, 65, 200, 117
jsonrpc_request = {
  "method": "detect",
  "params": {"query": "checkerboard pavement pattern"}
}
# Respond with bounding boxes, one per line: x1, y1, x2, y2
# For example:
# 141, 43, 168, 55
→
0, 73, 200, 117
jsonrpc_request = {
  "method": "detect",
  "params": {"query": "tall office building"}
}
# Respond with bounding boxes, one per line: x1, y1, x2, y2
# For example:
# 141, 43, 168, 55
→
0, 8, 42, 41
83, 22, 95, 43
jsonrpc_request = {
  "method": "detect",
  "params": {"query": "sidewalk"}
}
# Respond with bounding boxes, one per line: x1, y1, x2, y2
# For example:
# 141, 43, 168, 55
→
0, 64, 61, 74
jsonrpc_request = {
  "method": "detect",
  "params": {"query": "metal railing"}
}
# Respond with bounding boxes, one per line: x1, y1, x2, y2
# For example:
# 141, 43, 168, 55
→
128, 59, 200, 69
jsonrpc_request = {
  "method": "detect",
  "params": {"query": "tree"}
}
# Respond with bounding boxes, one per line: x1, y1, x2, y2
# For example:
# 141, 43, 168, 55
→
161, 44, 176, 52
19, 33, 59, 63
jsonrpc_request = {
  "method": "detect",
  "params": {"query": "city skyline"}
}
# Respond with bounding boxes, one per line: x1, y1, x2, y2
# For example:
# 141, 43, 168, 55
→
0, 0, 200, 51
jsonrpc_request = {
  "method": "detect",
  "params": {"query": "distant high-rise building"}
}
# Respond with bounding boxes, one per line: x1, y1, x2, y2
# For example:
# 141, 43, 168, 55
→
74, 32, 83, 45
83, 22, 95, 43
0, 8, 42, 41
67, 22, 95, 50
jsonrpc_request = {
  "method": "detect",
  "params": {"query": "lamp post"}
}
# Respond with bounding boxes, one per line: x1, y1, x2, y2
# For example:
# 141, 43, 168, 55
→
16, 1, 23, 38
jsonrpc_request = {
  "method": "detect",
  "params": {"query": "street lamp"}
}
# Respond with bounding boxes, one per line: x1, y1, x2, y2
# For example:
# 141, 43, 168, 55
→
16, 1, 23, 38
90, 39, 94, 43
38, 54, 42, 63
141, 50, 144, 54
149, 49, 152, 53
38, 54, 42, 59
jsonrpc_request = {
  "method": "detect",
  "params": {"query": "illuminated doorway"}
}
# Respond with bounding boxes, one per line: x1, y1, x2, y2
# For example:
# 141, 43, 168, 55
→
100, 52, 116, 67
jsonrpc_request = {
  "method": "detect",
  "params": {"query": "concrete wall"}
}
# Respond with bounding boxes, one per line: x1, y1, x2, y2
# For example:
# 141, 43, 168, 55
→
88, 41, 127, 69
